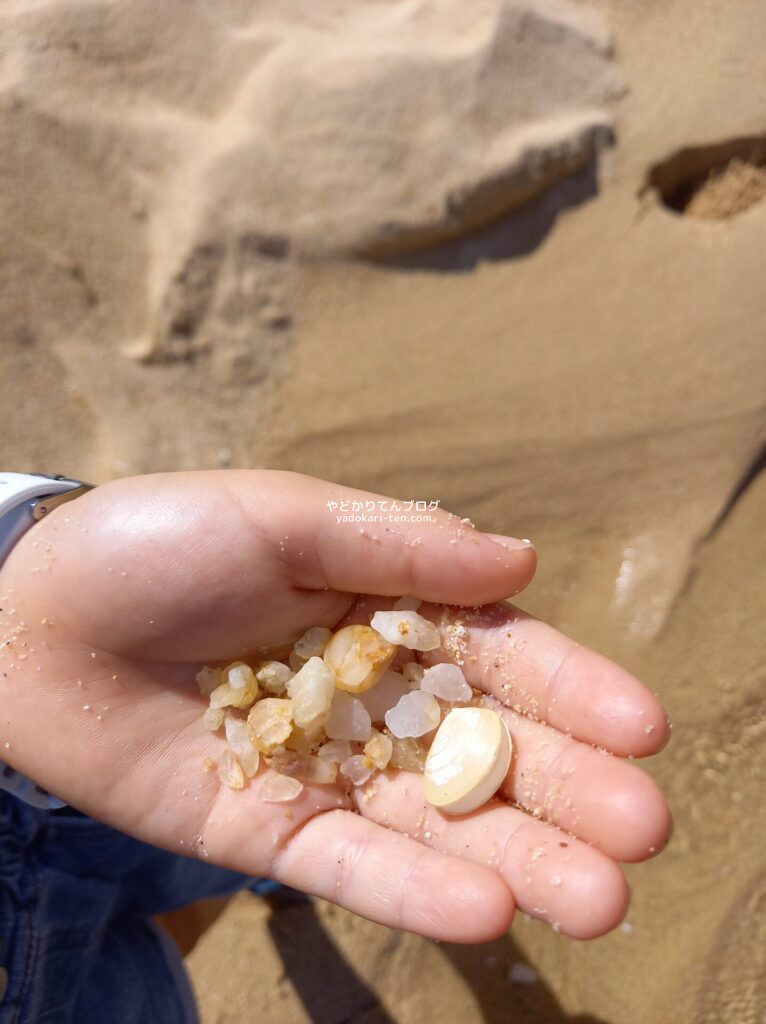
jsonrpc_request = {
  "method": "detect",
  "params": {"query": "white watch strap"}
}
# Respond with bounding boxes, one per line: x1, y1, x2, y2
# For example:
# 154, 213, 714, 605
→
0, 473, 90, 568
0, 473, 93, 811
0, 471, 85, 512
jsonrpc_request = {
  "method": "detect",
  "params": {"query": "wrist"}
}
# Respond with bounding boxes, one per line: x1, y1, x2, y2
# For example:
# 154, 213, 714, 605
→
0, 473, 94, 809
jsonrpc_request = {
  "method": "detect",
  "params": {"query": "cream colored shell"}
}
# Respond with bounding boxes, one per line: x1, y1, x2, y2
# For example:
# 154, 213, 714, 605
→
423, 707, 511, 814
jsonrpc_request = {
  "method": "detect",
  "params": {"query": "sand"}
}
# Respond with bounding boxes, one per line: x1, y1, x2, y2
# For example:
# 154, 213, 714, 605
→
1, 0, 764, 1021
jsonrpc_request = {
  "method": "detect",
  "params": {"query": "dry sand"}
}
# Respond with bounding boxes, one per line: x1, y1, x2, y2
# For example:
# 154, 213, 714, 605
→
1, 0, 764, 1021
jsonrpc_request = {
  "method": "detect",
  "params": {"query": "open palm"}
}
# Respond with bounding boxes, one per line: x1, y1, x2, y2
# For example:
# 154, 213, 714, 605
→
0, 470, 671, 942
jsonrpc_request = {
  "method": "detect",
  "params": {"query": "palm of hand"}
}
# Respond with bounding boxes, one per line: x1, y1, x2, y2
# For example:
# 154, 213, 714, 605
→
0, 470, 671, 942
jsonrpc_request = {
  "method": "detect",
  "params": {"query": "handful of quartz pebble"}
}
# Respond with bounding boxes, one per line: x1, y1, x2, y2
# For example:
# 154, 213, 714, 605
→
198, 601, 512, 814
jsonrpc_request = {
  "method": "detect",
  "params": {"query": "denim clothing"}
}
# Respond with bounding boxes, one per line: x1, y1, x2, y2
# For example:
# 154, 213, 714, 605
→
0, 763, 66, 811
0, 793, 251, 1023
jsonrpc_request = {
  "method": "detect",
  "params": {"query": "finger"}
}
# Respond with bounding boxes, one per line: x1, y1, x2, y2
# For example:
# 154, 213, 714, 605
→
355, 771, 630, 940
193, 762, 514, 943
17, 470, 535, 661
227, 470, 537, 606
420, 602, 670, 757
481, 695, 672, 861
268, 808, 516, 942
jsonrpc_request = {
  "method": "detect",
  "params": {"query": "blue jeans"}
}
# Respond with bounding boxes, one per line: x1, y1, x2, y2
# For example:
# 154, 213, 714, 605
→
0, 793, 251, 1023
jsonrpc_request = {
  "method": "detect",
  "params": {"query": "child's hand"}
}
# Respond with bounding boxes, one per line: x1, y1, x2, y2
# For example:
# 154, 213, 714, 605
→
0, 471, 671, 942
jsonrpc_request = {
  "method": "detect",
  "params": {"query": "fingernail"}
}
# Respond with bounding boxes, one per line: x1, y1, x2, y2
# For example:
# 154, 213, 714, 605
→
486, 533, 535, 551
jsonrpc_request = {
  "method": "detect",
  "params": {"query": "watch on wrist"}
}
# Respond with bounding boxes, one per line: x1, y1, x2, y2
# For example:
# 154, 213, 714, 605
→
0, 472, 94, 810
0, 473, 94, 567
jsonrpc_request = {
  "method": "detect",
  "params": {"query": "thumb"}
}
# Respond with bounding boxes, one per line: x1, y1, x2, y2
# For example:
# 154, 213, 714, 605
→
2, 470, 535, 661
242, 469, 536, 605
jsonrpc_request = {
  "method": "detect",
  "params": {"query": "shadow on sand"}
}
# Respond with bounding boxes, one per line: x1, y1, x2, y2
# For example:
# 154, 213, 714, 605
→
264, 894, 609, 1024
360, 161, 599, 273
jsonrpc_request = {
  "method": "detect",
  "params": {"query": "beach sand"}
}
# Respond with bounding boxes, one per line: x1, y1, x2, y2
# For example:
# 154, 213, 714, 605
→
1, 1, 764, 1020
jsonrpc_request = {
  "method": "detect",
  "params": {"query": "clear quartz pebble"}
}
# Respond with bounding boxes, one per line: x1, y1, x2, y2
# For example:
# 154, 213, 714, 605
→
225, 662, 256, 691
340, 754, 373, 786
209, 672, 258, 710
325, 692, 372, 741
255, 660, 293, 695
384, 690, 441, 738
402, 662, 425, 688
421, 663, 472, 703
393, 595, 422, 612
388, 735, 427, 771
203, 706, 225, 731
285, 726, 323, 756
323, 625, 397, 693
224, 715, 260, 777
289, 650, 306, 673
247, 698, 294, 752
217, 749, 245, 789
196, 666, 222, 696
260, 772, 303, 803
286, 656, 335, 730
317, 739, 353, 763
270, 749, 337, 784
364, 729, 393, 770
357, 669, 409, 722
293, 626, 332, 661
370, 610, 441, 651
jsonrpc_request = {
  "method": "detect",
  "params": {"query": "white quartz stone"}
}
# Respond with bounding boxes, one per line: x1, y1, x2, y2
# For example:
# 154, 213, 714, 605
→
370, 610, 441, 651
421, 663, 472, 703
325, 692, 372, 741
384, 690, 441, 738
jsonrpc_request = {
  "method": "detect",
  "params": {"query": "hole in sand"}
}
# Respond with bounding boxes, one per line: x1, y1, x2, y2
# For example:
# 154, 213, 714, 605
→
645, 134, 766, 220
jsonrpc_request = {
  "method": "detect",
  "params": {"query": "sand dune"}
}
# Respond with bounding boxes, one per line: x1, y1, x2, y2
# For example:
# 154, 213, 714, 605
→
2, 0, 625, 369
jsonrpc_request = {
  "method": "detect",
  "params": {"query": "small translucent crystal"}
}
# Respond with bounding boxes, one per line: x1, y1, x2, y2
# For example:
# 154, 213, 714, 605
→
285, 726, 324, 756
247, 698, 294, 753
289, 650, 306, 673
217, 749, 245, 789
370, 611, 441, 651
325, 692, 372, 741
196, 666, 222, 696
255, 660, 293, 695
364, 729, 393, 770
357, 669, 409, 722
286, 656, 335, 731
199, 602, 457, 797
225, 662, 257, 691
340, 754, 373, 786
225, 715, 260, 777
421, 663, 472, 702
270, 749, 338, 784
317, 738, 352, 763
293, 626, 332, 661
260, 772, 303, 802
209, 671, 259, 710
323, 625, 396, 693
402, 662, 425, 688
384, 690, 441, 738
203, 706, 225, 731
388, 735, 428, 772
